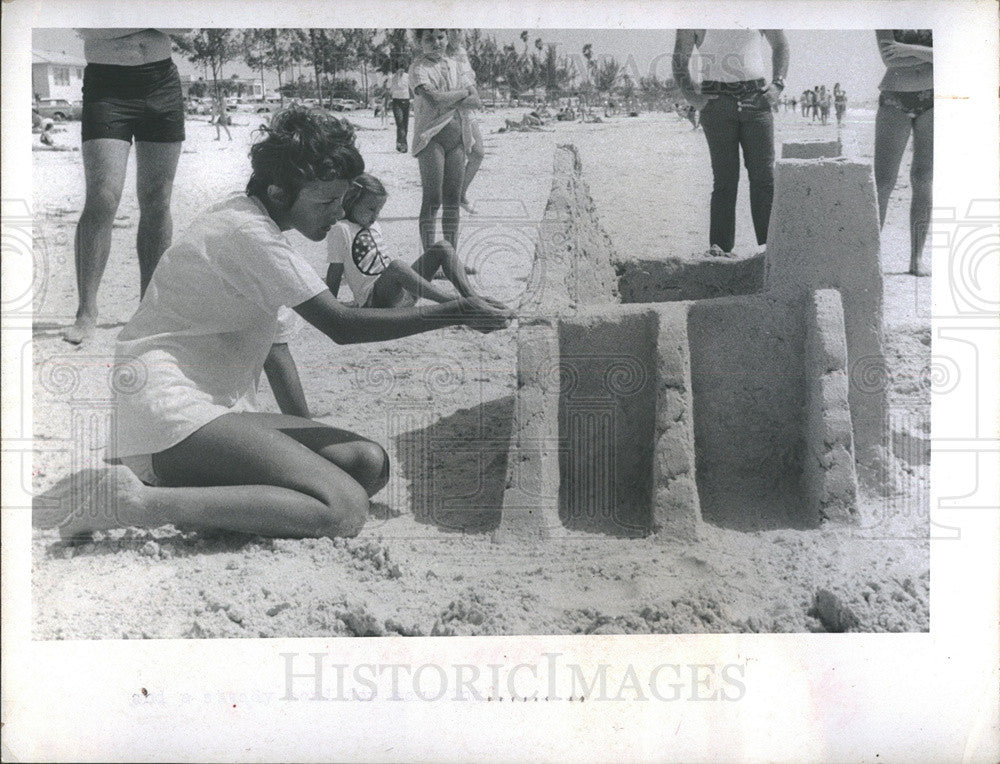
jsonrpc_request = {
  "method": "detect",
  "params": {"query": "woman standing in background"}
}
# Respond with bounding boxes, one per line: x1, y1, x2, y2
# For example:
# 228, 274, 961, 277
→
873, 29, 933, 276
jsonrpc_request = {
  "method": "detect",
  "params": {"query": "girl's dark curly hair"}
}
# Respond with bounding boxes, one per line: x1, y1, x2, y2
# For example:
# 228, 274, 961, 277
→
246, 107, 365, 200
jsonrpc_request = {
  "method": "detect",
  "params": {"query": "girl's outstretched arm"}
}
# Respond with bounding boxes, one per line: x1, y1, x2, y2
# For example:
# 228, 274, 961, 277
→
294, 290, 512, 344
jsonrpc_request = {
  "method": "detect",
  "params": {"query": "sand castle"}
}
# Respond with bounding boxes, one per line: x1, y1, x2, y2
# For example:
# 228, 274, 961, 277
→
497, 141, 887, 541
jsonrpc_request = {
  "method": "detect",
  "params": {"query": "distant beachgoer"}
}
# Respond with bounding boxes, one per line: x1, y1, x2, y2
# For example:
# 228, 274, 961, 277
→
819, 87, 831, 125
389, 61, 411, 153
409, 29, 478, 254
800, 90, 810, 116
834, 83, 847, 126
213, 93, 232, 141
673, 29, 789, 255
33, 109, 56, 145
447, 30, 485, 214
874, 29, 933, 276
64, 28, 185, 344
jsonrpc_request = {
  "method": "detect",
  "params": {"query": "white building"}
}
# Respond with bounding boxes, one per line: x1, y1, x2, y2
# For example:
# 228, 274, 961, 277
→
33, 50, 86, 102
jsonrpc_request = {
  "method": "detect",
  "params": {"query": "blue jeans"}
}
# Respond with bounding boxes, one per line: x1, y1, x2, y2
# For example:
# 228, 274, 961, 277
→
391, 98, 410, 147
698, 93, 775, 252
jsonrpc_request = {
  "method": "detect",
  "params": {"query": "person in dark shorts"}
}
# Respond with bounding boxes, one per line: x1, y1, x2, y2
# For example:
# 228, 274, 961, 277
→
65, 28, 185, 344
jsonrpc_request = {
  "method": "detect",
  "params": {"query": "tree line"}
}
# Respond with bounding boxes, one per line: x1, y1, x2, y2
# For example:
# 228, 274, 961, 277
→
170, 29, 682, 109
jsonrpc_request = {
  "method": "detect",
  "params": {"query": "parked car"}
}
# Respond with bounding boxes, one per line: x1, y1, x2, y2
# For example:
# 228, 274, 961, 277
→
329, 98, 363, 112
34, 98, 82, 121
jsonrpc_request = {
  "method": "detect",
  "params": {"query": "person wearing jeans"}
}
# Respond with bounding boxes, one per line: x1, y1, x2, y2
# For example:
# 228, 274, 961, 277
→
389, 63, 411, 153
673, 29, 790, 255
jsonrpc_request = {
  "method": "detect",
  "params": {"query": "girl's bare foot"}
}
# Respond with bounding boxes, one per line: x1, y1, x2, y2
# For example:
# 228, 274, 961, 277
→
460, 198, 476, 214
63, 315, 97, 344
40, 466, 149, 541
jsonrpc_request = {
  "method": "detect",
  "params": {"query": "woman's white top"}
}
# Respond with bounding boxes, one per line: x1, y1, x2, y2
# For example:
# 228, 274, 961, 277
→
108, 194, 327, 458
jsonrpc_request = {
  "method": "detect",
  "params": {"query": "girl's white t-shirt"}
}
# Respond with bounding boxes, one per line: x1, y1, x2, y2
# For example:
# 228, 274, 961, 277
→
327, 220, 391, 306
109, 193, 327, 458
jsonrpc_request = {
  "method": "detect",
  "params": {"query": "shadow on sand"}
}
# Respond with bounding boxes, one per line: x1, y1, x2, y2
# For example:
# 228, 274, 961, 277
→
391, 395, 514, 534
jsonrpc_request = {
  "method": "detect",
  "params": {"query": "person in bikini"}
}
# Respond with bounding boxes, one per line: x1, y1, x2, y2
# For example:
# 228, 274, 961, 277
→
408, 29, 480, 258
874, 29, 933, 276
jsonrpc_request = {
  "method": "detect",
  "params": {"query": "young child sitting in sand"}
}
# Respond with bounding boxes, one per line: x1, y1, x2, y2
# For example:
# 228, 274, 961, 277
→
51, 107, 512, 543
326, 173, 501, 310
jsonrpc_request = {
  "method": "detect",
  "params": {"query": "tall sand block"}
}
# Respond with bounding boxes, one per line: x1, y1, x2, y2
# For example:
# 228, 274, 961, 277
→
781, 139, 842, 159
766, 158, 887, 486
803, 289, 860, 522
496, 319, 565, 540
651, 305, 701, 540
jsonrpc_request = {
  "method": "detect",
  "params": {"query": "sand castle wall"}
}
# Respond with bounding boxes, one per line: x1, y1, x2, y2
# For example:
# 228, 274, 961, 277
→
803, 289, 860, 522
687, 294, 813, 530
781, 139, 842, 159
766, 158, 886, 484
498, 147, 876, 541
616, 254, 765, 303
557, 308, 659, 536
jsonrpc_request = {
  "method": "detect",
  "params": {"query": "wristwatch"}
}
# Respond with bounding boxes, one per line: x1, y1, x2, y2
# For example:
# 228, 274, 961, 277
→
771, 77, 786, 91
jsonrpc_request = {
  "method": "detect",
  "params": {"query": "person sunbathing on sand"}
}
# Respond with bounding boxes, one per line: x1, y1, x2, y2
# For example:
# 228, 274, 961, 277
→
326, 173, 505, 310
44, 107, 512, 542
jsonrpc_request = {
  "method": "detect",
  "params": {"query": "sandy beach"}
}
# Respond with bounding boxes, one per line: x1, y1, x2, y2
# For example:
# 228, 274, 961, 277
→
31, 103, 930, 637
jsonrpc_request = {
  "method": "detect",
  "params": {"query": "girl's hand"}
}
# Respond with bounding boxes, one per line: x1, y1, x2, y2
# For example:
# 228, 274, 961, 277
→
878, 39, 906, 59
879, 39, 929, 63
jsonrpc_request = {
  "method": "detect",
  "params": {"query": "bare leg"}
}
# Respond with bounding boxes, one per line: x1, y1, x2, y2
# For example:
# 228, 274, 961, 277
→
908, 108, 933, 276
410, 240, 479, 297
873, 103, 912, 228
57, 413, 389, 540
416, 141, 445, 252
460, 122, 485, 212
64, 139, 132, 344
440, 141, 467, 253
134, 141, 183, 295
369, 257, 458, 306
